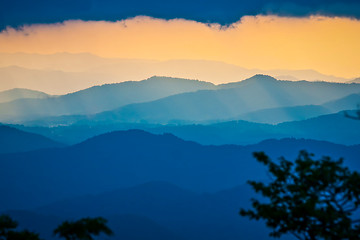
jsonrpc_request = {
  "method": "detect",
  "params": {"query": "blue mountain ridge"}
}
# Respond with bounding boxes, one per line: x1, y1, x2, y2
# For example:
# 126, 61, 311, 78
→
2, 181, 278, 240
1, 129, 359, 211
0, 125, 64, 153
10, 109, 360, 146
2, 75, 360, 125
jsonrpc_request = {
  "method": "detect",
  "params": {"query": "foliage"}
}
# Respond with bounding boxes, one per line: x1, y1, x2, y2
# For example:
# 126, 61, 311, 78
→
0, 215, 17, 239
54, 217, 113, 240
0, 214, 40, 240
240, 151, 360, 240
7, 230, 41, 240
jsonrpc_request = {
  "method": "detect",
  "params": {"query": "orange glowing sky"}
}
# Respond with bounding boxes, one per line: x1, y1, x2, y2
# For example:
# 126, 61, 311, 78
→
0, 15, 360, 79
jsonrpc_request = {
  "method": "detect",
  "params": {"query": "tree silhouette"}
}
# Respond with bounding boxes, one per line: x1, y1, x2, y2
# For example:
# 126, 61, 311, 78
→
54, 217, 113, 240
7, 230, 41, 240
240, 151, 360, 240
0, 215, 40, 240
0, 215, 17, 240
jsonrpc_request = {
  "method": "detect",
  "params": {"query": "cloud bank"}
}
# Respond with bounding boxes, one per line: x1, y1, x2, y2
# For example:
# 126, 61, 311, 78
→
1, 0, 360, 29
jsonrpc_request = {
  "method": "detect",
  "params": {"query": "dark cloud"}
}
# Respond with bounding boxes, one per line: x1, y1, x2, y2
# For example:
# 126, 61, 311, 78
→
1, 0, 360, 29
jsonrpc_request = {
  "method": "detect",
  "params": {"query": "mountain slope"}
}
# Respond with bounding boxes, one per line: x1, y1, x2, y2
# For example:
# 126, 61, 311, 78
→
0, 76, 215, 123
1, 74, 359, 125
274, 111, 360, 144
86, 75, 360, 124
322, 93, 360, 112
33, 182, 272, 240
11, 109, 360, 146
168, 112, 360, 145
1, 129, 359, 211
232, 92, 360, 124
235, 105, 332, 124
0, 125, 64, 153
0, 88, 49, 103
3, 74, 360, 125
166, 111, 360, 145
19, 82, 360, 127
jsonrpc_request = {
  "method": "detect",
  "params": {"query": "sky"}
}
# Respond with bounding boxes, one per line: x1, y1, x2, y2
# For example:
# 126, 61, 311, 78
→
0, 0, 360, 91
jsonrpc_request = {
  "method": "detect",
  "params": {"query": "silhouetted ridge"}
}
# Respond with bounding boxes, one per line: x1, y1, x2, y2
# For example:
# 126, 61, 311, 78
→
145, 76, 213, 85
125, 181, 196, 197
74, 129, 194, 149
243, 74, 278, 82
219, 74, 278, 89
77, 76, 214, 92
254, 138, 345, 149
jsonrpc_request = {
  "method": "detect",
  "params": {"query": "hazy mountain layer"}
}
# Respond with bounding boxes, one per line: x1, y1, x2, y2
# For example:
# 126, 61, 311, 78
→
232, 93, 360, 124
2, 74, 360, 124
0, 76, 215, 123
10, 109, 360, 146
0, 65, 116, 95
0, 52, 350, 93
16, 90, 360, 129
148, 112, 360, 145
17, 76, 360, 126
89, 76, 360, 124
322, 93, 360, 112
235, 105, 331, 124
0, 88, 49, 103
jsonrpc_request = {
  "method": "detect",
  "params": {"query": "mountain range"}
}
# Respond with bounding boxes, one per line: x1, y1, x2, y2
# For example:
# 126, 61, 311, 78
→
1, 65, 360, 240
0, 125, 63, 153
2, 72, 358, 148
0, 52, 353, 94
0, 65, 112, 95
1, 129, 359, 240
1, 129, 359, 211
0, 88, 49, 103
0, 76, 215, 123
9, 109, 360, 146
145, 111, 360, 145
2, 182, 286, 240
88, 76, 360, 125
2, 75, 360, 125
